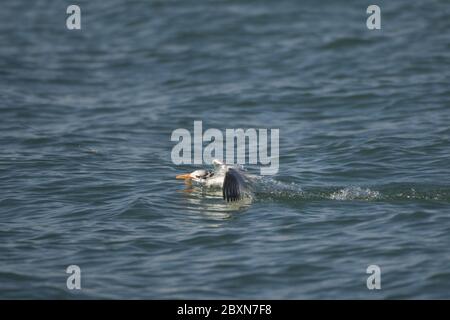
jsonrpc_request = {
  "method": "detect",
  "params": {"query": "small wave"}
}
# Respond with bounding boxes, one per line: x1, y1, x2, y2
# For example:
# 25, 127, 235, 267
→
321, 37, 373, 50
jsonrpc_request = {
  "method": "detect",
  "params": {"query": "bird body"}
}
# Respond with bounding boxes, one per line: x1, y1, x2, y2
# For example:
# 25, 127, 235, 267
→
176, 159, 251, 202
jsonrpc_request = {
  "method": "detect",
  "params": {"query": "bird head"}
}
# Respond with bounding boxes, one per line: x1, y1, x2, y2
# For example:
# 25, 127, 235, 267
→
176, 169, 211, 182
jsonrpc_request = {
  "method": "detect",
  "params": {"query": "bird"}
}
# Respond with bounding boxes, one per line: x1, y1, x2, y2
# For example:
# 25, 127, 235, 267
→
175, 159, 250, 202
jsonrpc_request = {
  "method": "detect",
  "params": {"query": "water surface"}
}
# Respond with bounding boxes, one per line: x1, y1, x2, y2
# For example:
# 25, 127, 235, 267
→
1, 0, 449, 299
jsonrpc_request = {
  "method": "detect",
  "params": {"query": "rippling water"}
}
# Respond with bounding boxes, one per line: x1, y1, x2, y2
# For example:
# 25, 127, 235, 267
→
1, 0, 450, 299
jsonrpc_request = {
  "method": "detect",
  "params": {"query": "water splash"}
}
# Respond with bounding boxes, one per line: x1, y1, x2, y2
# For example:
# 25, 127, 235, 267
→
329, 187, 381, 201
253, 178, 450, 203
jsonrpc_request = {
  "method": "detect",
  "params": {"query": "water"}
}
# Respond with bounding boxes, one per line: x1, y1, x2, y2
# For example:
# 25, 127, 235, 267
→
1, 0, 450, 299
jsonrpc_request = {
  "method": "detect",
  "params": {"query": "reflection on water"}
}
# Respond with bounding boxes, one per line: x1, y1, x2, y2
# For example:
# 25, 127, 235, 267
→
177, 184, 253, 220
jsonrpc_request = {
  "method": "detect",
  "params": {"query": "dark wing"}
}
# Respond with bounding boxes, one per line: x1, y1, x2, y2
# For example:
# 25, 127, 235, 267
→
222, 168, 246, 202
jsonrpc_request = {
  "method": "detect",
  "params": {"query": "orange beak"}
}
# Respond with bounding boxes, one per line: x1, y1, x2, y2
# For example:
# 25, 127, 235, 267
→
176, 173, 192, 180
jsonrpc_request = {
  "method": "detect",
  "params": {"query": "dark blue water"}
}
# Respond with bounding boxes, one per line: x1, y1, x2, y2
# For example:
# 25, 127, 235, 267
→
1, 0, 450, 299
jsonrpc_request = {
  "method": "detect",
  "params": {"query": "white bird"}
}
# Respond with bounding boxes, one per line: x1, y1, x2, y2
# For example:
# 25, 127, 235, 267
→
176, 159, 251, 202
